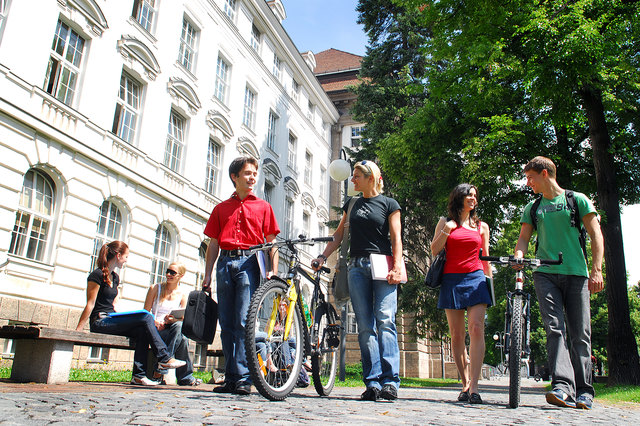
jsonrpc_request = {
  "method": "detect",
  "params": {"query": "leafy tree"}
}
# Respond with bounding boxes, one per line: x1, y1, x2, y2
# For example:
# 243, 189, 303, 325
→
372, 0, 640, 385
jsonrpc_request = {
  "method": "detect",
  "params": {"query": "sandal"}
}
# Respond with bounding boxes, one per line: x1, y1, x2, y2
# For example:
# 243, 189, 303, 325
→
457, 390, 470, 402
469, 392, 483, 404
179, 378, 202, 386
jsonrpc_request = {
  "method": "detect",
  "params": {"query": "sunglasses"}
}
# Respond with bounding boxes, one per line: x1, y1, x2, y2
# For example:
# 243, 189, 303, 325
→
360, 160, 373, 176
166, 269, 178, 276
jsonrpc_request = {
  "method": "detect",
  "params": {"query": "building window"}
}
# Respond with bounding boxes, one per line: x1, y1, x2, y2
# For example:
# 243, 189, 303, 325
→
320, 165, 327, 199
150, 224, 173, 285
346, 302, 358, 334
43, 20, 86, 106
132, 0, 156, 33
205, 139, 222, 195
291, 80, 300, 103
287, 133, 297, 170
250, 24, 261, 53
317, 223, 327, 252
194, 343, 207, 367
9, 170, 55, 262
2, 337, 15, 357
223, 0, 236, 21
178, 18, 198, 73
0, 0, 11, 40
264, 181, 274, 205
243, 86, 256, 130
272, 54, 281, 80
165, 110, 186, 173
267, 111, 278, 151
307, 101, 315, 123
112, 71, 141, 144
304, 151, 312, 186
351, 126, 365, 148
302, 212, 310, 242
214, 56, 230, 105
89, 201, 123, 272
284, 199, 294, 239
87, 346, 107, 362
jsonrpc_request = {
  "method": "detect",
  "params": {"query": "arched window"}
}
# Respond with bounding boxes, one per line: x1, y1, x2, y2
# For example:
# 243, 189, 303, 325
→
150, 223, 173, 285
9, 169, 56, 261
89, 200, 123, 271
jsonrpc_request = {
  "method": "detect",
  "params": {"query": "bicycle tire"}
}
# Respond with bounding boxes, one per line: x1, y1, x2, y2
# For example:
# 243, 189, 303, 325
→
245, 279, 304, 401
508, 294, 524, 408
311, 303, 339, 396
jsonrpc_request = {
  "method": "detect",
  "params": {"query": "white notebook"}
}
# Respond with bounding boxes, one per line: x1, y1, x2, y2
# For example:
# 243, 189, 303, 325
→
369, 253, 407, 283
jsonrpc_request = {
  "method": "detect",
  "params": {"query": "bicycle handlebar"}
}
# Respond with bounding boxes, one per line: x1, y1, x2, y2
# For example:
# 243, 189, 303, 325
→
248, 235, 334, 251
479, 249, 563, 266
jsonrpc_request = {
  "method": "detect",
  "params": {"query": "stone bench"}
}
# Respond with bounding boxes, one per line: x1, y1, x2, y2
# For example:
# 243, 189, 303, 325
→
0, 325, 135, 384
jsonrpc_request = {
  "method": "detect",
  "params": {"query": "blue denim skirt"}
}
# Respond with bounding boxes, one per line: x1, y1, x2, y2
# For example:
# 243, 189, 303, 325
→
437, 269, 492, 310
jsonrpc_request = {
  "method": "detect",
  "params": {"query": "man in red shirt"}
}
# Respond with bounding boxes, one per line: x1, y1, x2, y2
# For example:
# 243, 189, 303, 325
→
202, 157, 280, 395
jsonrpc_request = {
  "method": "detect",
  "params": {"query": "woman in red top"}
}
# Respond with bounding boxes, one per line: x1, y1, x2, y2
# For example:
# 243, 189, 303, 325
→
431, 184, 492, 404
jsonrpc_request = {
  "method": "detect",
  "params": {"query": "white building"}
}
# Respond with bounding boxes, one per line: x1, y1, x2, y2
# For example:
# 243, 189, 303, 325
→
0, 0, 337, 367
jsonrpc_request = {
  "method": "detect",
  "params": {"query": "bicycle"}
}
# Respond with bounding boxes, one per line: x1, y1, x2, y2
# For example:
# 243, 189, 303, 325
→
244, 235, 340, 401
479, 249, 562, 408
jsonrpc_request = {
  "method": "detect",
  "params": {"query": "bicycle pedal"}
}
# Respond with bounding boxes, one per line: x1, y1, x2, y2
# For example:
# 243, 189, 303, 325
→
325, 324, 341, 348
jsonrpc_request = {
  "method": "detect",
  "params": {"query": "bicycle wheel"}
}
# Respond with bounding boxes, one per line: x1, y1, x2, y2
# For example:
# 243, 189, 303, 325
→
245, 278, 304, 401
311, 303, 339, 396
508, 294, 524, 408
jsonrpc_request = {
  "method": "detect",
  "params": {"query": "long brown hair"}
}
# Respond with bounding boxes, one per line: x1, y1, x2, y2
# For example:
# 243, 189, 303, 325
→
447, 183, 480, 227
97, 241, 128, 286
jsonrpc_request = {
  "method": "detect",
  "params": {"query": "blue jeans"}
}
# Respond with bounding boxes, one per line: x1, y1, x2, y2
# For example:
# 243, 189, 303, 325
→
90, 311, 170, 379
156, 321, 194, 384
348, 257, 400, 390
534, 272, 593, 399
216, 254, 260, 384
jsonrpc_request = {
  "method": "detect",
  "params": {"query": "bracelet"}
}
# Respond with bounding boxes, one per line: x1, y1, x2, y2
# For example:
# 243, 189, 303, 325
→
318, 254, 328, 261
441, 230, 450, 236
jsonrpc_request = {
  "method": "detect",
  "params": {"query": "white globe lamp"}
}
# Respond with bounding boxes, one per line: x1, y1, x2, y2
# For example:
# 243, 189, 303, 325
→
328, 158, 351, 181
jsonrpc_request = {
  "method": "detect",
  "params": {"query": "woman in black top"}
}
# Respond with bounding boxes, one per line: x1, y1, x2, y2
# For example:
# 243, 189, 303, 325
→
76, 241, 185, 385
312, 160, 403, 402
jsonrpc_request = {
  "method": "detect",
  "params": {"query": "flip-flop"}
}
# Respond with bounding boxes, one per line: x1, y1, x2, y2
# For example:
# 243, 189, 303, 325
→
469, 392, 483, 404
457, 390, 470, 402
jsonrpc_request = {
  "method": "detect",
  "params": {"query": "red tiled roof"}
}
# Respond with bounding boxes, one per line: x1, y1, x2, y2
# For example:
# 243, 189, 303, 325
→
313, 48, 363, 74
320, 76, 361, 92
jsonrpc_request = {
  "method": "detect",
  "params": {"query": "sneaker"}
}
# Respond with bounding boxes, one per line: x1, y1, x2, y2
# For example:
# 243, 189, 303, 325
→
130, 376, 160, 386
379, 384, 398, 401
469, 392, 483, 404
575, 394, 593, 410
158, 358, 187, 369
457, 390, 470, 402
545, 389, 576, 408
213, 382, 236, 393
361, 387, 380, 401
234, 382, 252, 395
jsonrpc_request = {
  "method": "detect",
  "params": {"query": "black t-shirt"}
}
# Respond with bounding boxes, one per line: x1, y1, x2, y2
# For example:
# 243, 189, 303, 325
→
88, 268, 120, 321
343, 195, 401, 257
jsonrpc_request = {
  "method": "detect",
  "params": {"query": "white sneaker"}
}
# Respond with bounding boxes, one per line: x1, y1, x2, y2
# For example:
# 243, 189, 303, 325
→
158, 358, 187, 369
130, 376, 160, 386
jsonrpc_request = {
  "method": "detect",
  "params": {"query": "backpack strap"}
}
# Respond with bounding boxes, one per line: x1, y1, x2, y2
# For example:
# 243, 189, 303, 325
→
530, 195, 543, 231
565, 190, 588, 261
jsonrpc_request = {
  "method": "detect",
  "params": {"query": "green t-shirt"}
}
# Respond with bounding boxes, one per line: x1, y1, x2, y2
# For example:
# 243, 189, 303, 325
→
520, 191, 596, 277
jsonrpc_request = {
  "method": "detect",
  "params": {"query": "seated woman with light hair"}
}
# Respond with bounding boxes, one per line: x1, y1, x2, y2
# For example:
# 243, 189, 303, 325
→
143, 261, 201, 386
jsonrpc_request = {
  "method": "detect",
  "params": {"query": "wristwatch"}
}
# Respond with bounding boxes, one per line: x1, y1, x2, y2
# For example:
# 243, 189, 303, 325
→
318, 254, 328, 262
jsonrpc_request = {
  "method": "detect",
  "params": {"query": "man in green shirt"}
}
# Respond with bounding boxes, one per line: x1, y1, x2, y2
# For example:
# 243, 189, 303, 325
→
515, 156, 604, 410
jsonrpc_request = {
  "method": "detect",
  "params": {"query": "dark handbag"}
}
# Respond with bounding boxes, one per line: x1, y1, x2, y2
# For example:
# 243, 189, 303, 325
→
425, 249, 446, 288
183, 290, 218, 344
331, 197, 358, 304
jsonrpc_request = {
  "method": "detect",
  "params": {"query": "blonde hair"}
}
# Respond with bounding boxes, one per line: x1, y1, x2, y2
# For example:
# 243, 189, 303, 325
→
160, 261, 186, 299
354, 160, 384, 193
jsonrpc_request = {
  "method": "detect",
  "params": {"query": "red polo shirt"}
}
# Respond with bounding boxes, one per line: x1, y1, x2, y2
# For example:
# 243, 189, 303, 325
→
204, 192, 280, 250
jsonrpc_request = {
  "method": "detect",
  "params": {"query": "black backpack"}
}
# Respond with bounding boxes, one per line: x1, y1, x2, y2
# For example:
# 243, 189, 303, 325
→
530, 190, 588, 260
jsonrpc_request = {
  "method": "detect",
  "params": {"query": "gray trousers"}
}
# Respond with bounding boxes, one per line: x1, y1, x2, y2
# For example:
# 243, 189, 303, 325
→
534, 272, 594, 399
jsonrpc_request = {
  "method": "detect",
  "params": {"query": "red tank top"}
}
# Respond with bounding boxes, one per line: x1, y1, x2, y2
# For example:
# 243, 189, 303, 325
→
443, 223, 483, 274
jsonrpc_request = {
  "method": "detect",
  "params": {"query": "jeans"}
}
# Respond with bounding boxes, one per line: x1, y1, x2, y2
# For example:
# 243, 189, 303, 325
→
534, 272, 593, 399
348, 257, 400, 390
156, 321, 194, 384
90, 311, 170, 379
216, 254, 260, 384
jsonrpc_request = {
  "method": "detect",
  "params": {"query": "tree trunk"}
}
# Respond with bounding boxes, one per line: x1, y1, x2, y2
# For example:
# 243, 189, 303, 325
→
581, 85, 640, 385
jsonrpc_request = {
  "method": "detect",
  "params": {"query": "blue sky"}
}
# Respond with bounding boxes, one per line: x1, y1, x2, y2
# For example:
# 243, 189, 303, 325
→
280, 1, 640, 286
281, 0, 368, 56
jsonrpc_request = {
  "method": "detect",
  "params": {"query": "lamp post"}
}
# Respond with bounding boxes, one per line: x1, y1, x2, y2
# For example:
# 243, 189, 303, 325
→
493, 332, 505, 374
328, 148, 352, 382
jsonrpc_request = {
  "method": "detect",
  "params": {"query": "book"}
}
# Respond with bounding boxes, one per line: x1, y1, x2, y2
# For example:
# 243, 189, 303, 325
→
486, 276, 496, 307
107, 309, 150, 318
169, 308, 185, 319
369, 253, 408, 283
